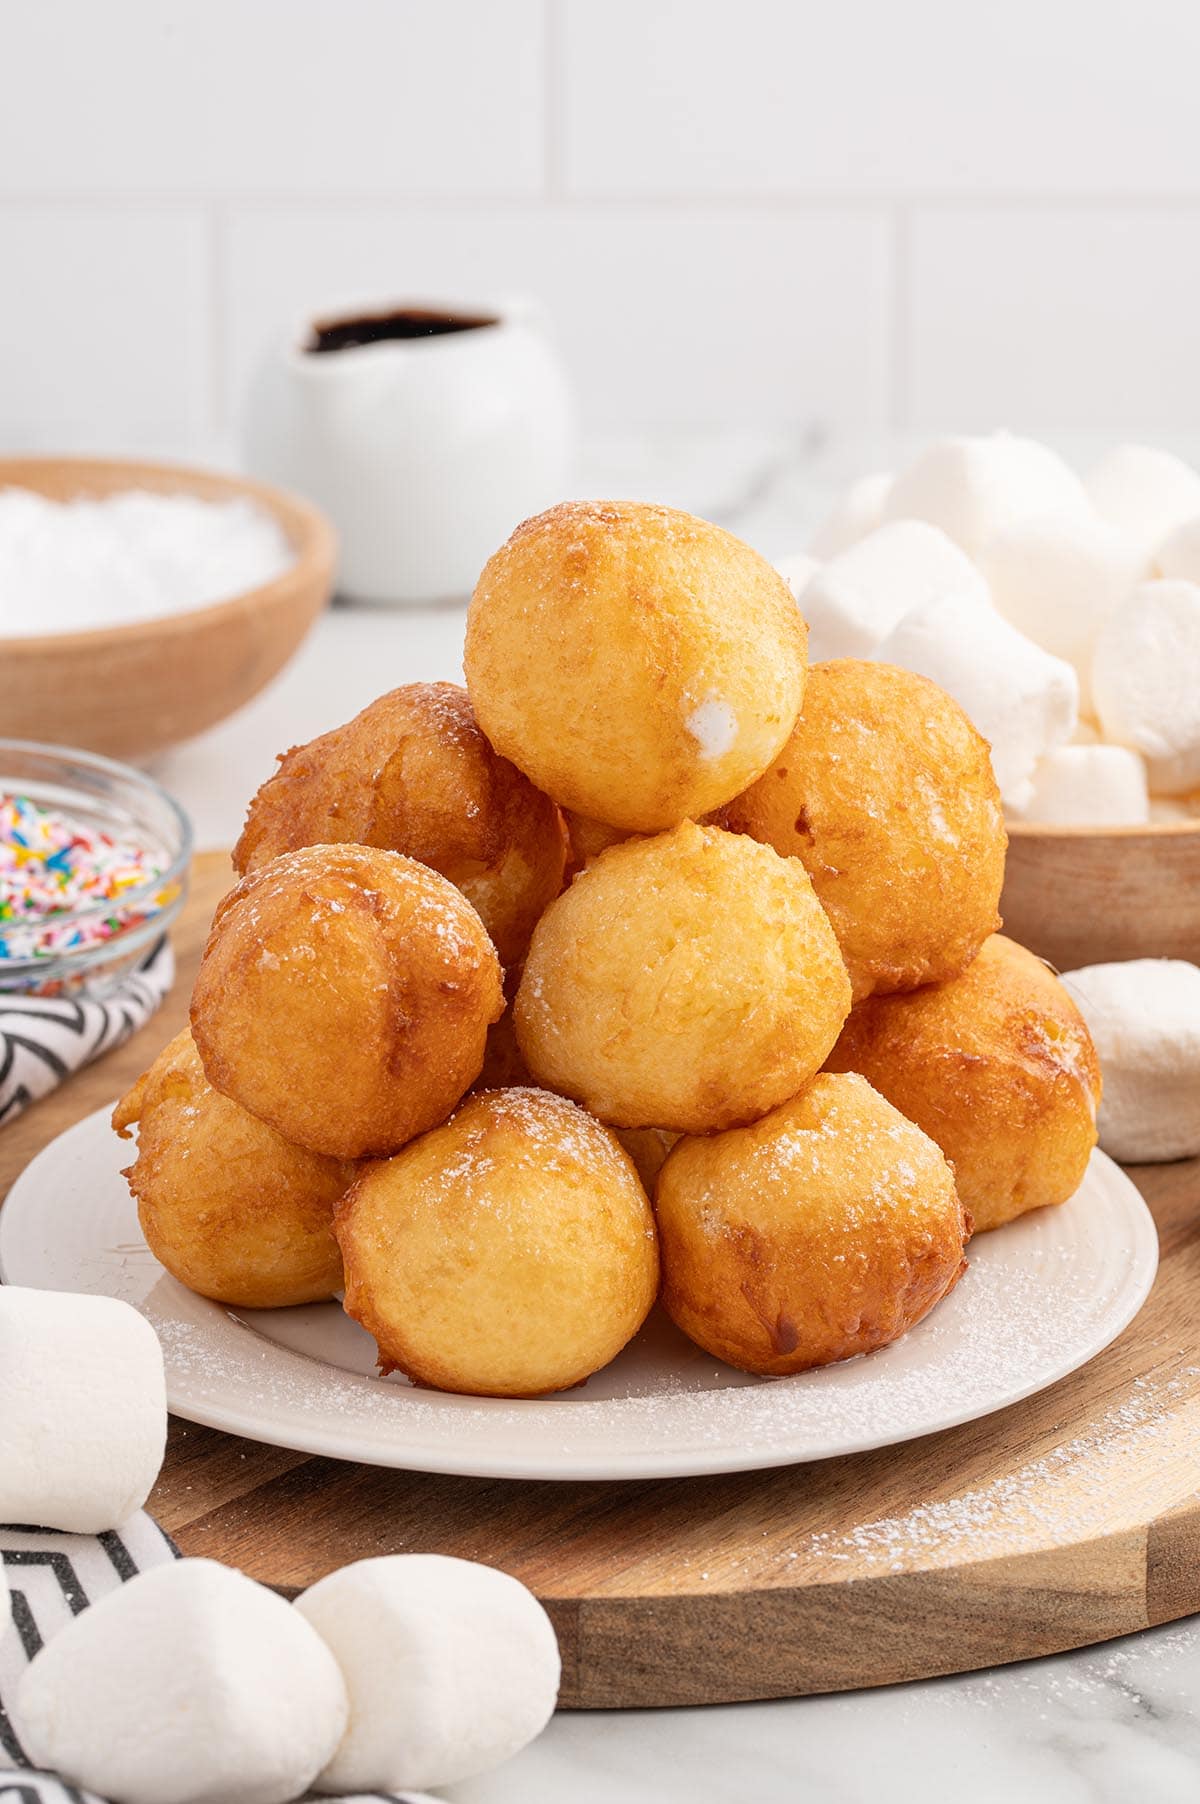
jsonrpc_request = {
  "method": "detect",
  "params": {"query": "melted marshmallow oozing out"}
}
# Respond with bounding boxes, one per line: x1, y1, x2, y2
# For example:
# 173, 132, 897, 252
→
686, 698, 738, 759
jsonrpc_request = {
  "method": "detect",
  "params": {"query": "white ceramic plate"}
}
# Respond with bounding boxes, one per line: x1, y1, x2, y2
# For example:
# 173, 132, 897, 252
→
0, 1106, 1158, 1481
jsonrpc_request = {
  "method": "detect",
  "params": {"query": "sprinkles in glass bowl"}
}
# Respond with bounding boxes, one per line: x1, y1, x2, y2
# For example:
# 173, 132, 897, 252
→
0, 742, 191, 997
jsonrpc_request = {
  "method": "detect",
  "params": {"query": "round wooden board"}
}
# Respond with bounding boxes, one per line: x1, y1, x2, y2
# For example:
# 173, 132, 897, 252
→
2, 851, 1198, 1708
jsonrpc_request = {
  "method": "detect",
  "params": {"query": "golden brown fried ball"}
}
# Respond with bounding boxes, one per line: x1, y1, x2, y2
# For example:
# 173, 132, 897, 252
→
113, 1031, 353, 1308
825, 934, 1101, 1231
191, 844, 503, 1160
514, 821, 851, 1133
234, 682, 567, 966
465, 501, 807, 832
725, 660, 1006, 1002
655, 1072, 969, 1376
336, 1087, 660, 1397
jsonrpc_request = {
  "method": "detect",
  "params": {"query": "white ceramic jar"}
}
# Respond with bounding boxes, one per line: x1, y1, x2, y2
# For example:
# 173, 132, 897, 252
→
241, 296, 575, 605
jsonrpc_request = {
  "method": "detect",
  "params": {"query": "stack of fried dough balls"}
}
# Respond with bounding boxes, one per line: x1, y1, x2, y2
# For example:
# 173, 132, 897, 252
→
116, 497, 1102, 1394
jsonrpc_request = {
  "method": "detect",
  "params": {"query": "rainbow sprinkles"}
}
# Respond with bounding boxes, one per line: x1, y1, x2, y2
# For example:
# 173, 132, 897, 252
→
0, 792, 175, 965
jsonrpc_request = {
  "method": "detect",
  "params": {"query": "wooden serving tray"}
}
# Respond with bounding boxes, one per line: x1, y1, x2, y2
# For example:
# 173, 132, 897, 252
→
2, 852, 1198, 1708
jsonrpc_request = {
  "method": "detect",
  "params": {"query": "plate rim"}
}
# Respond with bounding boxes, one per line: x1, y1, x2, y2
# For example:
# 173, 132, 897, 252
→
0, 1103, 1161, 1482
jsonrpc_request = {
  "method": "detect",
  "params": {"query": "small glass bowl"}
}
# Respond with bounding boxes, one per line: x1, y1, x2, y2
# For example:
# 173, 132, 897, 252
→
0, 739, 193, 997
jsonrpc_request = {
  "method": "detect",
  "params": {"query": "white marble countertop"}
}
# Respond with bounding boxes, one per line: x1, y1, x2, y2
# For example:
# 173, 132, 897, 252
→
149, 427, 1200, 1804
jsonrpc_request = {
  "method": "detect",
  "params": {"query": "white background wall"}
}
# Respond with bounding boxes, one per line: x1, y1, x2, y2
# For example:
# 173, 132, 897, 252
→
4, 0, 1200, 453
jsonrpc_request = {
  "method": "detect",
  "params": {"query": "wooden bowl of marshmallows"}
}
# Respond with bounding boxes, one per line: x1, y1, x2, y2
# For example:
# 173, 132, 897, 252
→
782, 435, 1200, 972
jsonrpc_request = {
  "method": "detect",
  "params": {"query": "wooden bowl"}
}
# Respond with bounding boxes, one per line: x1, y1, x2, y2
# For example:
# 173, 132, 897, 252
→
0, 456, 336, 764
1002, 819, 1200, 970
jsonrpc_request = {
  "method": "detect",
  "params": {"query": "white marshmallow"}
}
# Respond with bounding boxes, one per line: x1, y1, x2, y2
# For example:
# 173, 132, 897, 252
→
873, 592, 1078, 811
1070, 716, 1101, 744
1092, 580, 1200, 795
808, 471, 891, 557
14, 1559, 348, 1804
796, 521, 989, 663
980, 514, 1146, 715
774, 551, 818, 601
0, 1287, 166, 1534
1014, 744, 1149, 826
1086, 444, 1200, 554
883, 433, 1092, 559
1154, 512, 1200, 582
297, 1554, 561, 1794
1061, 960, 1200, 1162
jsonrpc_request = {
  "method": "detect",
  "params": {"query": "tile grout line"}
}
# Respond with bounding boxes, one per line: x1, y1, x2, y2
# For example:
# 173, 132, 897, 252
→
6, 191, 1200, 212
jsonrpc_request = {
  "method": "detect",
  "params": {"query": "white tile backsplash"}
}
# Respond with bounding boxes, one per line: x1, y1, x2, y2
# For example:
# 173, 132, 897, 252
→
0, 0, 544, 198
0, 206, 210, 448
2, 2, 1200, 454
907, 208, 1200, 429
562, 0, 1200, 200
224, 205, 891, 429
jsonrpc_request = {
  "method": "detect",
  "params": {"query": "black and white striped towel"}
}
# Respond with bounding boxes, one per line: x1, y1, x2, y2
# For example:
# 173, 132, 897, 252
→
0, 1519, 433, 1804
0, 941, 173, 1128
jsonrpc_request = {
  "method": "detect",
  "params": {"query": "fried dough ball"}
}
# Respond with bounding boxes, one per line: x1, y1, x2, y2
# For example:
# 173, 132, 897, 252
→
826, 934, 1101, 1231
191, 844, 503, 1160
655, 1072, 969, 1376
234, 683, 567, 965
113, 1031, 353, 1308
725, 660, 1006, 1002
336, 1088, 659, 1397
465, 501, 807, 832
514, 821, 851, 1133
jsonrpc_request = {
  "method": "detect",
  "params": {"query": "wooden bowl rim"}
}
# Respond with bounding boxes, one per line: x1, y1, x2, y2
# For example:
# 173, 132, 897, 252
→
0, 455, 337, 656
1007, 816, 1200, 841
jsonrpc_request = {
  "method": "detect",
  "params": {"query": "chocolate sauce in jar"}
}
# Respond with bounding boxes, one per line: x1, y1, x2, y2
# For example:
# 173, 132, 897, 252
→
307, 307, 498, 354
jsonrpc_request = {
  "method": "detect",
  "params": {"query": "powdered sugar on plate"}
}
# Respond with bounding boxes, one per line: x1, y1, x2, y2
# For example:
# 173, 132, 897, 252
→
0, 1108, 1159, 1484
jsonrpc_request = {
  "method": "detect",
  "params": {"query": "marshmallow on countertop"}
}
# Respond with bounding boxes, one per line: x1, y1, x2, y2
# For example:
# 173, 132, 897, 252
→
980, 514, 1147, 717
1012, 744, 1149, 826
795, 521, 989, 663
1086, 445, 1200, 554
14, 1559, 349, 1804
0, 1287, 166, 1534
873, 591, 1078, 811
297, 1554, 561, 1794
774, 551, 818, 602
1061, 960, 1200, 1162
882, 433, 1092, 560
808, 471, 892, 557
1092, 580, 1200, 795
